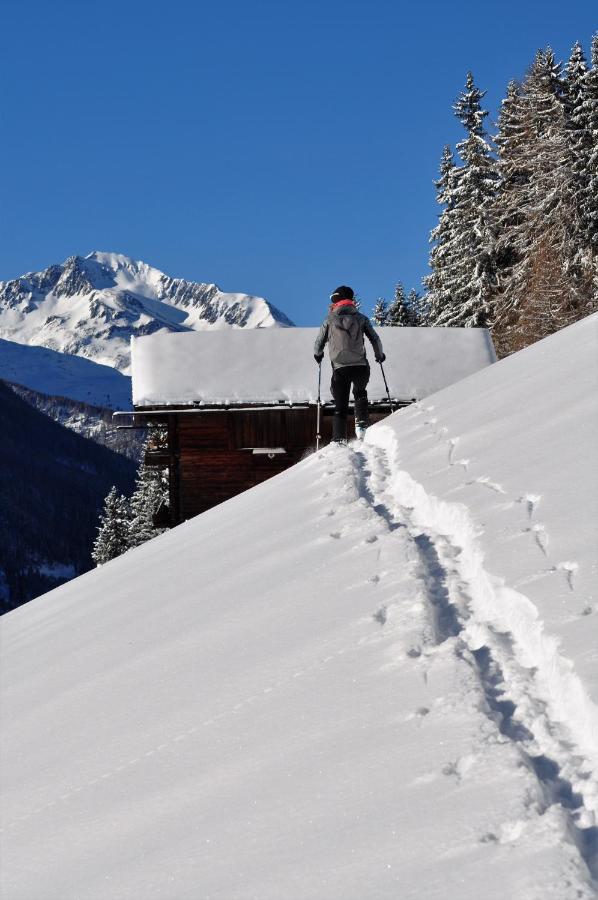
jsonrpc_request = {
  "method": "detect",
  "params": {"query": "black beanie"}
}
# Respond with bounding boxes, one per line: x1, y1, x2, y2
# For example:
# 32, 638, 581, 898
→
330, 285, 354, 301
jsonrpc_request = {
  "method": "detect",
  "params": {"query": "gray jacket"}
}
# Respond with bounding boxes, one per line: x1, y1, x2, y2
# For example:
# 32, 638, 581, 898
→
314, 304, 384, 369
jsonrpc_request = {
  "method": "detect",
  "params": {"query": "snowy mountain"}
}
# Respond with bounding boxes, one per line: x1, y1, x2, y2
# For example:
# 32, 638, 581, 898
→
0, 252, 293, 374
1, 313, 597, 899
0, 337, 132, 408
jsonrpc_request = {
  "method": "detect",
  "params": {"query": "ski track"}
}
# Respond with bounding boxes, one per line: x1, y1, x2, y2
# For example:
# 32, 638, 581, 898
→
349, 438, 598, 888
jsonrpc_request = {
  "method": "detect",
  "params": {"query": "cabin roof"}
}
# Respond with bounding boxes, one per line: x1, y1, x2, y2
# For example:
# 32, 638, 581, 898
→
131, 327, 496, 408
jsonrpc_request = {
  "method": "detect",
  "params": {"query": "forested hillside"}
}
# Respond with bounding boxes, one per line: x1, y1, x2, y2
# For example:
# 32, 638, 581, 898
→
0, 380, 135, 613
425, 35, 597, 356
8, 383, 142, 460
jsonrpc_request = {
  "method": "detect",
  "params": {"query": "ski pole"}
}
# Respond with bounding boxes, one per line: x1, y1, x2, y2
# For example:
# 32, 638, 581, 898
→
379, 360, 394, 413
316, 361, 322, 451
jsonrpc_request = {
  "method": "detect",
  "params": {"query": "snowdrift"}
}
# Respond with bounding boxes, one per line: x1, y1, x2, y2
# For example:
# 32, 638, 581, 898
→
1, 314, 597, 900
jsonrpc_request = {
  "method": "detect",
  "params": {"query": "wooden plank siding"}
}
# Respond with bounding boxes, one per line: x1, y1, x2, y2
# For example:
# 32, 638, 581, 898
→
175, 409, 316, 521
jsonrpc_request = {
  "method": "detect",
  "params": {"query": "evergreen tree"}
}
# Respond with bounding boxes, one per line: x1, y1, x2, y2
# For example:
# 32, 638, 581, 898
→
386, 283, 412, 326
509, 49, 582, 351
544, 46, 567, 101
564, 41, 598, 309
490, 79, 533, 353
426, 75, 498, 327
425, 146, 458, 322
92, 487, 131, 566
407, 288, 428, 325
128, 433, 168, 549
372, 298, 388, 326
569, 36, 598, 267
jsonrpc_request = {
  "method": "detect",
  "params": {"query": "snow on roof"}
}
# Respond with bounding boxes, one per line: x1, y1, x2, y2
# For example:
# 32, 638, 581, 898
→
131, 326, 496, 406
2, 314, 596, 898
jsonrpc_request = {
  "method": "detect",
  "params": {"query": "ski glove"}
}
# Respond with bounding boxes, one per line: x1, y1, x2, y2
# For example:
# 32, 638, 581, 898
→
314, 353, 324, 363
375, 353, 386, 363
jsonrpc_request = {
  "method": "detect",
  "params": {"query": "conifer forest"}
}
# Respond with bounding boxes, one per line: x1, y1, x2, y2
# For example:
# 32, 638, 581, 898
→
376, 34, 597, 357
425, 35, 598, 357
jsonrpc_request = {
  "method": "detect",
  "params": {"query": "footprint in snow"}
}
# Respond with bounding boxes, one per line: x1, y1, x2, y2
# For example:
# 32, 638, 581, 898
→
518, 493, 542, 519
442, 754, 477, 783
526, 523, 548, 556
452, 458, 470, 470
329, 531, 342, 540
468, 476, 506, 494
373, 606, 387, 625
442, 760, 460, 780
480, 832, 499, 844
556, 560, 578, 590
447, 438, 459, 464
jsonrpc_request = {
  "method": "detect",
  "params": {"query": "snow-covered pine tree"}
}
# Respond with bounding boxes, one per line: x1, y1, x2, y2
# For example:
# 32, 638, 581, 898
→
128, 432, 169, 549
386, 283, 412, 326
372, 298, 388, 326
564, 41, 598, 311
92, 486, 131, 566
424, 146, 458, 323
407, 288, 428, 325
544, 46, 568, 101
568, 35, 598, 297
490, 79, 532, 354
427, 75, 498, 327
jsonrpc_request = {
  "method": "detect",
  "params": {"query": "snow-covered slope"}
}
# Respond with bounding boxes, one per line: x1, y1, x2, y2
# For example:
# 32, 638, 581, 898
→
0, 252, 293, 374
1, 315, 597, 899
0, 338, 132, 408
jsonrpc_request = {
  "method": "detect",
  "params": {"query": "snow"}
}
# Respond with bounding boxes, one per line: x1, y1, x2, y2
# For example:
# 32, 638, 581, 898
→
0, 338, 132, 409
131, 326, 496, 406
0, 252, 293, 375
1, 314, 597, 899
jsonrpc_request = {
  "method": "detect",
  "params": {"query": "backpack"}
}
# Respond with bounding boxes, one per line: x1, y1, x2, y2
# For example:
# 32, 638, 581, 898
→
327, 311, 366, 366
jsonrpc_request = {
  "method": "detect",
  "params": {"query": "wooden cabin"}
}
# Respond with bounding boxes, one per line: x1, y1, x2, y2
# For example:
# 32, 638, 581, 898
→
119, 327, 495, 525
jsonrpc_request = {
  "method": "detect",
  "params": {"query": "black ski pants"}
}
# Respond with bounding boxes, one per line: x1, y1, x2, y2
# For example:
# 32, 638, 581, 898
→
330, 364, 370, 441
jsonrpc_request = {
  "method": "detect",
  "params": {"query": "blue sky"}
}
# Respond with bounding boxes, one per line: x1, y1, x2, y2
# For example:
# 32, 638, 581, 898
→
1, 0, 595, 326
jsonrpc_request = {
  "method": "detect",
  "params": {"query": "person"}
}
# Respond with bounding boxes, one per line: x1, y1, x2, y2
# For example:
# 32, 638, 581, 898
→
314, 285, 385, 442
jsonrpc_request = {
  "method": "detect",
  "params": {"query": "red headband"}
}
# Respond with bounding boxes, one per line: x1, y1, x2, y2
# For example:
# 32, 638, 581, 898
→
332, 299, 355, 308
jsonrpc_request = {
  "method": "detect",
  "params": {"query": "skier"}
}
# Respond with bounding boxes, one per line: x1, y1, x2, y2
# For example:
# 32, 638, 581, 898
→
314, 286, 385, 442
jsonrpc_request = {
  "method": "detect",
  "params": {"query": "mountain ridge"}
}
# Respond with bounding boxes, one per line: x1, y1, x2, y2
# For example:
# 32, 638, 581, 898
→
0, 251, 293, 374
